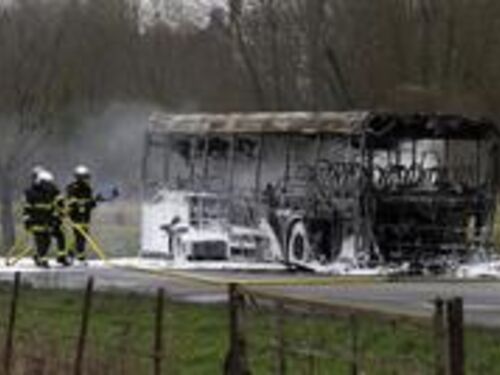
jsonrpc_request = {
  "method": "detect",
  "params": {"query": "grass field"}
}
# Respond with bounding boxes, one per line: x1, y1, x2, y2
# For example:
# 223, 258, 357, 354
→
0, 283, 229, 375
0, 283, 498, 374
2, 201, 500, 373
90, 200, 140, 257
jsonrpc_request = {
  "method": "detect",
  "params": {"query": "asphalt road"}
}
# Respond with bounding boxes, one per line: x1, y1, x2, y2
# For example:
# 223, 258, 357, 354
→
1, 261, 500, 327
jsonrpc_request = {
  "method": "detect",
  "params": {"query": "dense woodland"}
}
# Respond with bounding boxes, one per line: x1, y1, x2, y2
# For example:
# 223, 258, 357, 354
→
1, 0, 500, 246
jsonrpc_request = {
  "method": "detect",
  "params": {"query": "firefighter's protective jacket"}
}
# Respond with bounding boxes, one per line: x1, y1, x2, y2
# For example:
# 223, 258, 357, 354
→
66, 180, 96, 224
23, 182, 64, 233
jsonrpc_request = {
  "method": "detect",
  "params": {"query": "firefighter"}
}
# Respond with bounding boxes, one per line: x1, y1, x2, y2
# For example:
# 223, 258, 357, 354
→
66, 165, 97, 263
39, 170, 69, 266
23, 170, 68, 267
45, 173, 70, 266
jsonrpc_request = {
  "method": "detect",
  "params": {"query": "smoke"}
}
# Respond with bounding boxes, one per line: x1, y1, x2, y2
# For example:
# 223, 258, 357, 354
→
37, 101, 160, 198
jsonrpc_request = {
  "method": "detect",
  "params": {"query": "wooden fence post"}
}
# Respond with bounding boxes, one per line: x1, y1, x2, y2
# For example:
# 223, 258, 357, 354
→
446, 297, 464, 375
350, 314, 359, 375
74, 277, 94, 375
433, 298, 446, 375
153, 288, 165, 375
275, 302, 286, 375
4, 272, 20, 375
224, 283, 248, 375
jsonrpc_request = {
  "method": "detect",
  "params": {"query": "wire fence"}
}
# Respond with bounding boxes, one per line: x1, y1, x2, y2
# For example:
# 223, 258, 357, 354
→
0, 273, 244, 375
225, 284, 469, 375
0, 274, 497, 374
0, 273, 188, 375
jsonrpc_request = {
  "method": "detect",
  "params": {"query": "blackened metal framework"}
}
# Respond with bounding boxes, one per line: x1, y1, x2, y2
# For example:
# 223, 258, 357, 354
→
142, 111, 499, 264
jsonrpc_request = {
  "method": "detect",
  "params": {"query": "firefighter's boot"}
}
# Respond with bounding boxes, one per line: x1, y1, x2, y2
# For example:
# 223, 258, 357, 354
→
57, 254, 71, 267
34, 255, 50, 268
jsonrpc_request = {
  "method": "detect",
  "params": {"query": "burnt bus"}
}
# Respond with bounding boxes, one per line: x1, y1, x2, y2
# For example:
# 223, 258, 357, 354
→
141, 112, 498, 268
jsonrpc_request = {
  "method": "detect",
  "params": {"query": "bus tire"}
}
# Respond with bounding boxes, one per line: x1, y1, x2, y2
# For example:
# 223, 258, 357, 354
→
287, 220, 311, 265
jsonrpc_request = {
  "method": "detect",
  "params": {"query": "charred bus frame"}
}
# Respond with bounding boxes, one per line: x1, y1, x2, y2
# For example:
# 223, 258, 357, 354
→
142, 112, 498, 266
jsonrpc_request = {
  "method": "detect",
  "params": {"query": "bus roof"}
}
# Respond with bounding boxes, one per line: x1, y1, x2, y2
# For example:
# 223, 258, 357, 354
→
149, 112, 367, 135
149, 111, 498, 140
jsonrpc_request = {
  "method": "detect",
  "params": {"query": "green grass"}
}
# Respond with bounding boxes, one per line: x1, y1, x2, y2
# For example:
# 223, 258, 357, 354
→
0, 284, 498, 374
0, 283, 228, 374
3, 199, 500, 373
91, 201, 140, 256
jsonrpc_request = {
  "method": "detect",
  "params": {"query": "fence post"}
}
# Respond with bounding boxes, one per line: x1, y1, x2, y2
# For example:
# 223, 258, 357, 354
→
74, 277, 94, 375
433, 298, 446, 375
153, 288, 165, 375
275, 302, 286, 375
446, 297, 464, 375
224, 283, 248, 375
4, 272, 20, 375
349, 314, 359, 375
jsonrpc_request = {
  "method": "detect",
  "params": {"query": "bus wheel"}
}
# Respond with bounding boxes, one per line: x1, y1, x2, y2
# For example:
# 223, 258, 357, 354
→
287, 221, 311, 265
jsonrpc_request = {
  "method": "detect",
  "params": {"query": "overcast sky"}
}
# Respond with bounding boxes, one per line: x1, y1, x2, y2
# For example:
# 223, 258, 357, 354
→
140, 0, 227, 28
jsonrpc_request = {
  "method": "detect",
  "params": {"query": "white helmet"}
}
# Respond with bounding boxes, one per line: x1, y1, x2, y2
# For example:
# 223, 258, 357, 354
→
32, 165, 45, 174
37, 170, 54, 184
74, 165, 90, 178
31, 165, 46, 181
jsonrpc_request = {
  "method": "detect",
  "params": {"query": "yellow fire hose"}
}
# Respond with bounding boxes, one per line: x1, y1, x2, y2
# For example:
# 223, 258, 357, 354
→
61, 218, 109, 263
62, 216, 383, 287
5, 242, 33, 267
5, 246, 33, 267
7, 219, 385, 287
5, 228, 34, 266
5, 209, 386, 287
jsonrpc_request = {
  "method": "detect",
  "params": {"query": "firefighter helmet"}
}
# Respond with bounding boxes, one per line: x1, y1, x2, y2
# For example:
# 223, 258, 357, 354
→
74, 165, 90, 179
31, 165, 45, 181
37, 170, 54, 184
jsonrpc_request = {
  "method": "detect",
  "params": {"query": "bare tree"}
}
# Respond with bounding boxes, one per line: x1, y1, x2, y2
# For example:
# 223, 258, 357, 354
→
0, 0, 142, 248
3, 0, 500, 252
0, 1, 72, 248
